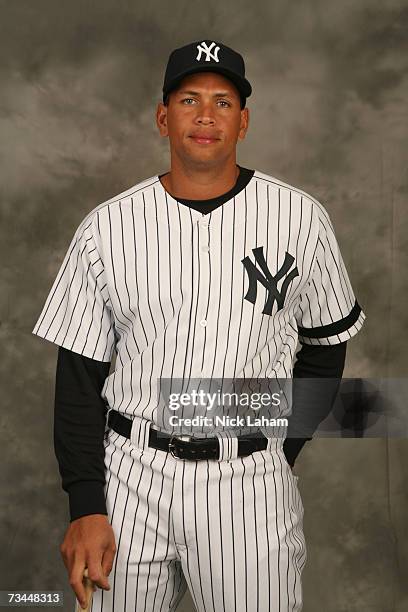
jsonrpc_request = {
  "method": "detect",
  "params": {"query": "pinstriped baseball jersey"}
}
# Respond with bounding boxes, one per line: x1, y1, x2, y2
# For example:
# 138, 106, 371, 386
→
32, 167, 366, 433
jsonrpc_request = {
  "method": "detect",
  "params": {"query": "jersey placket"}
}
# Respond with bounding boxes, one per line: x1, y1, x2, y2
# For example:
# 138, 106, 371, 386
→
193, 215, 212, 379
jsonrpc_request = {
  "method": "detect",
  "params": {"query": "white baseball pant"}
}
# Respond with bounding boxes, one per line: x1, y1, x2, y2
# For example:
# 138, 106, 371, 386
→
86, 416, 306, 612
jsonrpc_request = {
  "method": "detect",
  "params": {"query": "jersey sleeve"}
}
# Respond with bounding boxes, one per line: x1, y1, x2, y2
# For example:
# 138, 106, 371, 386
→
295, 206, 366, 345
32, 216, 116, 362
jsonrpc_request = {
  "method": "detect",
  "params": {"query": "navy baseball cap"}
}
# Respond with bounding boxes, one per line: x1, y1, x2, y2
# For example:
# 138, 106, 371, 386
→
162, 40, 252, 107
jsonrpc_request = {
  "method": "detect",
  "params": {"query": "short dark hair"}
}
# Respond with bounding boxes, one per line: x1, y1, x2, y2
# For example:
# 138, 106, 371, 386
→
163, 91, 246, 110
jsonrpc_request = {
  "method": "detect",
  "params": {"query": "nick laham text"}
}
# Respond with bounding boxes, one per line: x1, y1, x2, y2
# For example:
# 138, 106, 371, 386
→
168, 415, 288, 427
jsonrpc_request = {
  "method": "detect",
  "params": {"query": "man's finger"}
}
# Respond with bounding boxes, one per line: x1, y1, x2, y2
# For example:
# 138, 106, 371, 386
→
101, 546, 116, 578
69, 562, 87, 609
74, 569, 94, 611
86, 558, 111, 590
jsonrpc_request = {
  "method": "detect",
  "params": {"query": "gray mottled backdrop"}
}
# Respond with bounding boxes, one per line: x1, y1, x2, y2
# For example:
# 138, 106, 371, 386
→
1, 1, 407, 611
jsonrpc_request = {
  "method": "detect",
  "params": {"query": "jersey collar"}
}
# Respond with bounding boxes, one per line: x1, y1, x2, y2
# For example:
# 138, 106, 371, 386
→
157, 165, 255, 214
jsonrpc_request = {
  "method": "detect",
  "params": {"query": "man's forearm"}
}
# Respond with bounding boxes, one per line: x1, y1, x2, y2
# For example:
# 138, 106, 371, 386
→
54, 346, 111, 522
283, 341, 347, 466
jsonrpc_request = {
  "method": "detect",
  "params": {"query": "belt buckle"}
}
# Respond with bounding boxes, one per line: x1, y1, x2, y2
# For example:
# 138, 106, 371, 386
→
168, 434, 193, 459
105, 406, 114, 429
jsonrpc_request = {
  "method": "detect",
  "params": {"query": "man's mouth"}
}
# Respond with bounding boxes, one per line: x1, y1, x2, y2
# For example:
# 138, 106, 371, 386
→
189, 135, 220, 145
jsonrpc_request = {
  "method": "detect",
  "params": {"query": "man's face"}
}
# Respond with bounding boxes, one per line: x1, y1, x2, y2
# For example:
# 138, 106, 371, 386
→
156, 72, 249, 169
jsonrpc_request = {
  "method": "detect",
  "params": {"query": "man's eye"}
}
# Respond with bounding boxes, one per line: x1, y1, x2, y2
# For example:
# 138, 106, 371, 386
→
181, 98, 230, 107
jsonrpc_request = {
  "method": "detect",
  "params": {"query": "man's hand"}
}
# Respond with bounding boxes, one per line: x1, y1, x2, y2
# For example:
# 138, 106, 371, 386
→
60, 514, 116, 610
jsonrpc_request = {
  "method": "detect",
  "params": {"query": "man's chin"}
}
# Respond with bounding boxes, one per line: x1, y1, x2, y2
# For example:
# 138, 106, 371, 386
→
182, 148, 227, 168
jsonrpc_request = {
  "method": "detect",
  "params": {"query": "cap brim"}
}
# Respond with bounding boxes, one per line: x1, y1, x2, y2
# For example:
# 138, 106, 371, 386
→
163, 65, 252, 99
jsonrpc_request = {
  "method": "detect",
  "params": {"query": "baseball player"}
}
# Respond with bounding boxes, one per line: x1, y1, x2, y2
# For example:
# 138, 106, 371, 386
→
32, 40, 366, 611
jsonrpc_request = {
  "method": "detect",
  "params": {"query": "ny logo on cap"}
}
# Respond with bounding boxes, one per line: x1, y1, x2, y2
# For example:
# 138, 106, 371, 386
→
196, 41, 220, 63
241, 248, 299, 315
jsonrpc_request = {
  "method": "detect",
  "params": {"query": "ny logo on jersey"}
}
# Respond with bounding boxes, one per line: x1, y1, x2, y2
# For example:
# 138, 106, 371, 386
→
196, 41, 220, 63
241, 247, 299, 315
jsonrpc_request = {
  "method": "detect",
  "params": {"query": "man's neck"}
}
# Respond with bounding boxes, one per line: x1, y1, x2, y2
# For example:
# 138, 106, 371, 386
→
160, 162, 240, 201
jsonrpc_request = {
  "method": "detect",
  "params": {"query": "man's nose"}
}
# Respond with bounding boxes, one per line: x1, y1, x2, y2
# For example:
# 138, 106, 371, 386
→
195, 101, 216, 124
196, 114, 215, 125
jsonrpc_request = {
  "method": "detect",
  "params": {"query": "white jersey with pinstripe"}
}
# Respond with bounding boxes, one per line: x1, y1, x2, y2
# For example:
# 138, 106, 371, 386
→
32, 168, 365, 611
32, 168, 365, 428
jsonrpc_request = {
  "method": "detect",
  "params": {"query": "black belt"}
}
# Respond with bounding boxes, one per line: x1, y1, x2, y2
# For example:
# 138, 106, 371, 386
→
107, 409, 268, 460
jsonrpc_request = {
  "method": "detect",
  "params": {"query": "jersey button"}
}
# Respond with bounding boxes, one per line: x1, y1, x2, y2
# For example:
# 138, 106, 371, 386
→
200, 221, 209, 229
200, 319, 207, 327
201, 245, 210, 252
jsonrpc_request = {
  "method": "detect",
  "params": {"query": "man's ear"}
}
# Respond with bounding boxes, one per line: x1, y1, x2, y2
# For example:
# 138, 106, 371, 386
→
238, 107, 249, 141
156, 102, 169, 137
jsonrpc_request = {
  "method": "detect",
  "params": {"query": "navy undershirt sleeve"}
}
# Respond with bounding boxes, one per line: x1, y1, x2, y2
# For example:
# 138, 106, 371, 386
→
283, 340, 347, 467
54, 346, 111, 522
